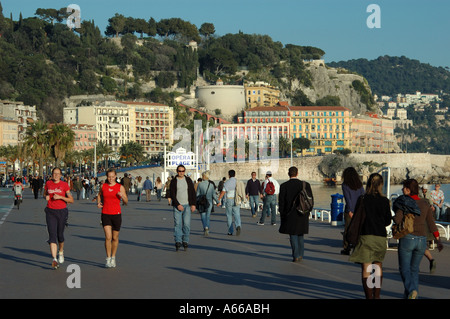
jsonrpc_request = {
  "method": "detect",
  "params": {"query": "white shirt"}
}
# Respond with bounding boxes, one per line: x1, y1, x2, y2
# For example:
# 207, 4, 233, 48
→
262, 177, 280, 195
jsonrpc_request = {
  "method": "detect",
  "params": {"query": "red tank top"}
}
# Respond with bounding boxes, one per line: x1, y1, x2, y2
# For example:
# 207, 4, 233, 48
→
101, 183, 122, 215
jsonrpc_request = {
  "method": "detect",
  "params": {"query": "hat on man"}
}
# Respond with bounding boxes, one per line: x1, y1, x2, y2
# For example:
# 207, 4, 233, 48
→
266, 171, 272, 175
421, 184, 428, 189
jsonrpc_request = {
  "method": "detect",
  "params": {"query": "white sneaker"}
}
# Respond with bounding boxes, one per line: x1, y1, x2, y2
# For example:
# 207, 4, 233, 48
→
110, 257, 116, 268
58, 251, 64, 264
105, 257, 112, 268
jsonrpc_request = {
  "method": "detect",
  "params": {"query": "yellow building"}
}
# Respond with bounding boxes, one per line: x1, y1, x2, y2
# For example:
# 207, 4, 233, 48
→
244, 82, 280, 108
351, 113, 398, 153
0, 117, 19, 147
289, 106, 352, 155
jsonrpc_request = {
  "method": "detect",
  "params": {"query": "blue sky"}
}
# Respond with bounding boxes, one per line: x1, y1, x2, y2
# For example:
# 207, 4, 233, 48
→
2, 0, 449, 68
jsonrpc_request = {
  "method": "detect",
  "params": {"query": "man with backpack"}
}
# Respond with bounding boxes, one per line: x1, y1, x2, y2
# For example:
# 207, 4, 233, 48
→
278, 166, 314, 262
257, 171, 280, 226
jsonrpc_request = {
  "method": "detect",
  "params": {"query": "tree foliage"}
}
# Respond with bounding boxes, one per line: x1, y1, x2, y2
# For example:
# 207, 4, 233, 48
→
328, 55, 450, 96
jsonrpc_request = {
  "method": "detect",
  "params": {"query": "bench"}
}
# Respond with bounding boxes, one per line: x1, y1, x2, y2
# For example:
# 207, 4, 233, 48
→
436, 221, 450, 241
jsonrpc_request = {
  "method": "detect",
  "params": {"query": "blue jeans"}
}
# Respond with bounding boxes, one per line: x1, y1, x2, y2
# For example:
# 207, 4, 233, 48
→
398, 234, 427, 298
173, 204, 191, 243
260, 194, 277, 224
290, 235, 304, 260
433, 205, 442, 220
200, 203, 213, 230
225, 198, 241, 234
156, 189, 162, 201
249, 195, 259, 216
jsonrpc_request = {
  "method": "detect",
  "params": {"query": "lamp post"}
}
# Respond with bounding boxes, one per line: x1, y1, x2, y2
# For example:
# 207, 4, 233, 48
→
286, 105, 293, 166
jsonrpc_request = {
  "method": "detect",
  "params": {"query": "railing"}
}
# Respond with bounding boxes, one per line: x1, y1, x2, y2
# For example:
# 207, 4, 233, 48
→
310, 208, 332, 223
97, 164, 161, 177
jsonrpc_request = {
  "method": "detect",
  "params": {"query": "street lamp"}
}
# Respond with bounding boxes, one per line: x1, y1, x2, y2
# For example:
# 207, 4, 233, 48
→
286, 105, 293, 166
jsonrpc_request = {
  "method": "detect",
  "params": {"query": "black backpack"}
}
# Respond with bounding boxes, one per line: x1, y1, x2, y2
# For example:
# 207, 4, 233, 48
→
196, 181, 211, 212
292, 181, 314, 215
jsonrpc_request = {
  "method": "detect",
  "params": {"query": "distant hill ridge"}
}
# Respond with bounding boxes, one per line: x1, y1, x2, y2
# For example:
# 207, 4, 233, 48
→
328, 55, 450, 96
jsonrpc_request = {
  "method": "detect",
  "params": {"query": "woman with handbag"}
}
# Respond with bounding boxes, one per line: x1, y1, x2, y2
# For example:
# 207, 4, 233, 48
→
196, 171, 218, 236
341, 167, 365, 255
393, 179, 443, 299
349, 173, 392, 299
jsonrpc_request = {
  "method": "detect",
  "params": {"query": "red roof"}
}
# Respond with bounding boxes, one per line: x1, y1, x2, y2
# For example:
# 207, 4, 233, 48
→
247, 105, 350, 112
116, 101, 169, 107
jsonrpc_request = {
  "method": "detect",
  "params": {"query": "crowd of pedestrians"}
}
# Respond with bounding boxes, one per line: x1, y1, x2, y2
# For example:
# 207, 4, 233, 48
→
9, 164, 447, 299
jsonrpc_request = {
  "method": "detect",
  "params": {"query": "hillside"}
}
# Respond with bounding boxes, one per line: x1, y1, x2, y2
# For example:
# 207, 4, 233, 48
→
328, 55, 450, 96
0, 9, 376, 124
328, 56, 450, 155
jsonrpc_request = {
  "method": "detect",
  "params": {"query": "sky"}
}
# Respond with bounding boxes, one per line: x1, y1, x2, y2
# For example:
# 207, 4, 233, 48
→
2, 0, 450, 68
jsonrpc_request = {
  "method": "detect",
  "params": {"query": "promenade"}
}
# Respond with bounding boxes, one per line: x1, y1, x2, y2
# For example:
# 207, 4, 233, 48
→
0, 187, 449, 301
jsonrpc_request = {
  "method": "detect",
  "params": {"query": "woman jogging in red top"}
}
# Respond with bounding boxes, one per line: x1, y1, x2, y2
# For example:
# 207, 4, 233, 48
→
44, 167, 74, 269
97, 168, 128, 268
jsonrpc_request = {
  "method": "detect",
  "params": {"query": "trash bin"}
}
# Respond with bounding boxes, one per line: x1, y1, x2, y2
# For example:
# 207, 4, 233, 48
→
330, 193, 344, 226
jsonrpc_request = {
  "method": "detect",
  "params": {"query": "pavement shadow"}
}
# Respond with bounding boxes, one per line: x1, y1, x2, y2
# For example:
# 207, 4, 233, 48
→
167, 266, 363, 299
0, 248, 49, 270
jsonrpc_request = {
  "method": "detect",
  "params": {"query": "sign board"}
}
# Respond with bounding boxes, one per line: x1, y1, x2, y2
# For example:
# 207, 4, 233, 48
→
166, 147, 197, 169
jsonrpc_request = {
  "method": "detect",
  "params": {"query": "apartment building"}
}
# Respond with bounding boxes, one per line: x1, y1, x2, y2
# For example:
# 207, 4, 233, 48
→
116, 101, 174, 155
221, 105, 352, 156
64, 100, 174, 156
0, 117, 19, 147
351, 113, 397, 153
69, 124, 97, 151
244, 82, 281, 108
289, 106, 352, 155
0, 100, 38, 141
64, 101, 132, 153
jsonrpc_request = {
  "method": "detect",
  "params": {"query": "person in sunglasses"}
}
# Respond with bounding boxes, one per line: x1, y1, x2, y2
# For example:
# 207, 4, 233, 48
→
168, 165, 197, 251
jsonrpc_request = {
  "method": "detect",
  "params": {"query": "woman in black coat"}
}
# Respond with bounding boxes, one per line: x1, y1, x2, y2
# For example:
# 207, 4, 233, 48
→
278, 166, 314, 262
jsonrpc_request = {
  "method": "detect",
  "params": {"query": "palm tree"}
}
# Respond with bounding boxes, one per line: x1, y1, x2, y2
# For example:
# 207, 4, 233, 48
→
96, 141, 114, 169
49, 124, 75, 167
278, 136, 291, 158
119, 141, 144, 166
0, 145, 19, 177
23, 121, 50, 177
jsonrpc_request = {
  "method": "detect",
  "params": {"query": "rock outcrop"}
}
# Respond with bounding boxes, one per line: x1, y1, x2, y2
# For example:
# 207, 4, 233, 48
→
288, 60, 375, 115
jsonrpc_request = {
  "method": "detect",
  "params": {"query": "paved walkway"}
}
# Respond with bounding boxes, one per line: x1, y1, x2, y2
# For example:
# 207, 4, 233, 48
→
0, 187, 449, 300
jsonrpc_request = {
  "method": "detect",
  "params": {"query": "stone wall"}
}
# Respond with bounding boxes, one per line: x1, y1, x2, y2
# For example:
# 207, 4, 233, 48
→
207, 153, 450, 184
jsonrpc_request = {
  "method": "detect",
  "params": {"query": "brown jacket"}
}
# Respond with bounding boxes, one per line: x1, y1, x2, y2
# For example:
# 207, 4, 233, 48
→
394, 197, 438, 237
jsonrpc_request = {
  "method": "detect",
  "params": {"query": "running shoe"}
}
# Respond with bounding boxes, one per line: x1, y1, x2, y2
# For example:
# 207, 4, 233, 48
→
58, 251, 64, 264
105, 257, 112, 268
52, 259, 59, 269
110, 257, 116, 268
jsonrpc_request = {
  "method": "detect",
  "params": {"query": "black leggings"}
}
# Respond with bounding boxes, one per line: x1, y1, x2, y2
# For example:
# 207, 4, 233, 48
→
45, 207, 68, 244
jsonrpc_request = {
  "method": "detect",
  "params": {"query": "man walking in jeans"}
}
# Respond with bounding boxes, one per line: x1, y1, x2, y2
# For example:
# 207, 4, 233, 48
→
218, 170, 243, 236
246, 172, 261, 218
169, 165, 196, 251
257, 171, 280, 226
